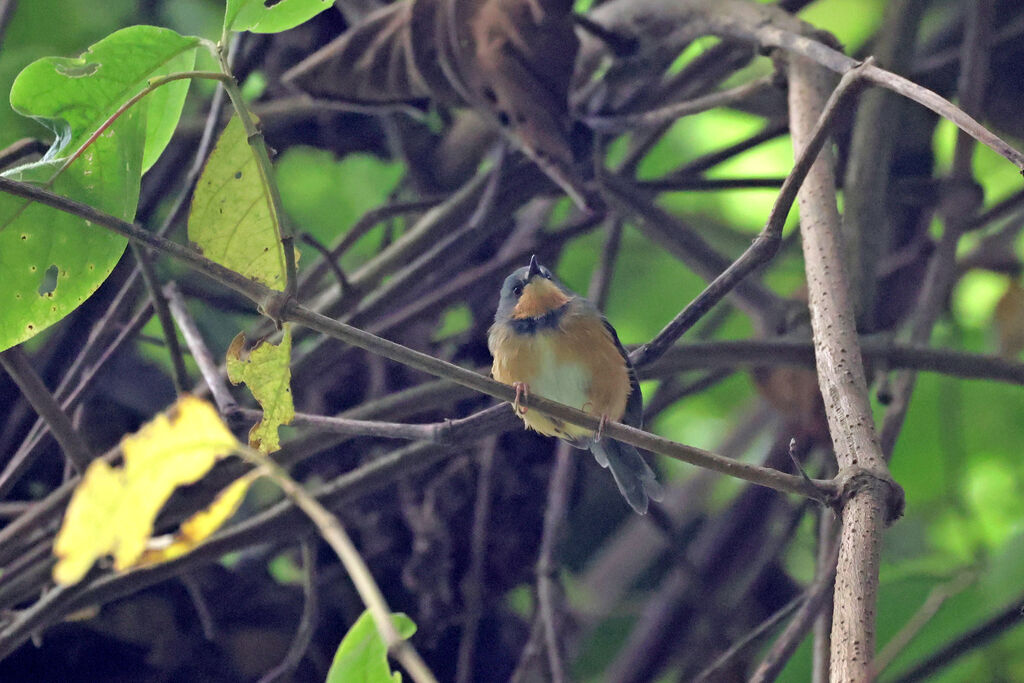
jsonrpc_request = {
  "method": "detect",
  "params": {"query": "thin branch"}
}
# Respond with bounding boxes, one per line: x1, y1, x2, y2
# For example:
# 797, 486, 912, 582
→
584, 75, 777, 132
0, 176, 834, 503
871, 570, 976, 677
455, 437, 498, 683
131, 244, 189, 393
297, 196, 443, 297
235, 446, 438, 683
675, 121, 788, 177
258, 540, 320, 683
165, 283, 238, 416
629, 60, 873, 368
0, 0, 18, 52
180, 573, 218, 641
890, 593, 1024, 683
299, 232, 352, 295
879, 0, 995, 457
635, 176, 786, 192
748, 537, 840, 682
535, 442, 576, 683
0, 301, 154, 498
601, 172, 784, 323
812, 511, 836, 683
694, 593, 803, 682
0, 347, 92, 473
643, 337, 1024, 386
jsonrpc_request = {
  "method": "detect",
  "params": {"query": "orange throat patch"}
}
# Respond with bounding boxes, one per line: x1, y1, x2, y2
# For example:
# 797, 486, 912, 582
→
512, 279, 570, 319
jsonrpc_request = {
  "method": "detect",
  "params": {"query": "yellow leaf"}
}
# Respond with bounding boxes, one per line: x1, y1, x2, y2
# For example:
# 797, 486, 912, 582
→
139, 473, 256, 566
226, 325, 294, 453
188, 114, 287, 290
52, 396, 239, 586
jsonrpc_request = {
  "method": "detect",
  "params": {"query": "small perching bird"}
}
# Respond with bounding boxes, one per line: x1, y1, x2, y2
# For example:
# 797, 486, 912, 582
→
488, 256, 663, 513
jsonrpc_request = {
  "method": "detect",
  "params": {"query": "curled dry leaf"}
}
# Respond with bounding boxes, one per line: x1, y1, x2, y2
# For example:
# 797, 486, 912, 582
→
994, 278, 1024, 358
285, 0, 588, 205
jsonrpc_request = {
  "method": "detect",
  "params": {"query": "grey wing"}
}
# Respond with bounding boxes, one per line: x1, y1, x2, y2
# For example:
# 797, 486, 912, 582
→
602, 319, 643, 429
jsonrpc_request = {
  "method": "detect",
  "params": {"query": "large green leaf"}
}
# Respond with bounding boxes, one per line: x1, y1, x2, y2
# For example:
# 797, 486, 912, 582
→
189, 115, 287, 290
0, 107, 145, 351
326, 611, 417, 683
224, 0, 332, 35
9, 24, 198, 172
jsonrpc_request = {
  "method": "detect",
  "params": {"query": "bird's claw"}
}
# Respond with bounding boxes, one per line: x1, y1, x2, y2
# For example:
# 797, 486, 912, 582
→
595, 414, 609, 442
513, 382, 530, 415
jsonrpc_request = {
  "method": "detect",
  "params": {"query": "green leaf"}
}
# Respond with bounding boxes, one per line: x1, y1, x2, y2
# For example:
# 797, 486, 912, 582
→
224, 0, 333, 35
189, 115, 287, 290
326, 611, 417, 683
225, 325, 294, 453
0, 105, 145, 351
9, 25, 199, 173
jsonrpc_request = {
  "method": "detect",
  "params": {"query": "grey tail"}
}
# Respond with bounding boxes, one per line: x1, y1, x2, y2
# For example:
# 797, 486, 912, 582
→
590, 438, 664, 514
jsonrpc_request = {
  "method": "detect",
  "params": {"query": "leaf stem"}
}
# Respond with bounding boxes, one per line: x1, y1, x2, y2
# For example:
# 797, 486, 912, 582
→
236, 447, 438, 683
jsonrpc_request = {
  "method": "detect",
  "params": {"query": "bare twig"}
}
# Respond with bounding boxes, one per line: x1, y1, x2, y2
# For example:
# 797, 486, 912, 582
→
165, 283, 238, 416
628, 60, 873, 367
0, 301, 154, 497
237, 447, 437, 683
585, 75, 777, 132
180, 573, 218, 641
748, 534, 840, 682
694, 593, 803, 682
258, 540, 320, 683
871, 570, 976, 677
879, 0, 995, 457
455, 438, 498, 683
0, 347, 92, 473
535, 442, 575, 683
644, 337, 1024, 386
297, 196, 443, 298
890, 592, 1024, 683
131, 244, 189, 393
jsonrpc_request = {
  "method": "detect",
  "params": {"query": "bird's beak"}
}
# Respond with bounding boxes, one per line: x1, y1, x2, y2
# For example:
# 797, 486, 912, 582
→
527, 254, 542, 280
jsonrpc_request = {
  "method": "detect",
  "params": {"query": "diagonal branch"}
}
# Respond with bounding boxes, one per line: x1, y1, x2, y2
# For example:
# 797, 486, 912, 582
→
0, 346, 92, 473
628, 60, 873, 367
0, 176, 835, 504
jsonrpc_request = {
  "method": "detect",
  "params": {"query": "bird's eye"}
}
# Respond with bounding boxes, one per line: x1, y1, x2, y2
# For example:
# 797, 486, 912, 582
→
512, 283, 523, 297
542, 271, 552, 280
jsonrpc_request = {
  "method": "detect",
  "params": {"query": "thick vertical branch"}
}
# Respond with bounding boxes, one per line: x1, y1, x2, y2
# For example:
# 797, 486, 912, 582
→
786, 58, 903, 681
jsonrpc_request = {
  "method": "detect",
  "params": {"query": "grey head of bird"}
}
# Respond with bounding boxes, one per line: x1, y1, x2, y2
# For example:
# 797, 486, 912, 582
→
495, 255, 575, 323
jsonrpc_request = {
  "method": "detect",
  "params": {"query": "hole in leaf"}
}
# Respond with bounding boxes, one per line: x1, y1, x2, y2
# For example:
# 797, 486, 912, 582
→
234, 171, 242, 179
264, 0, 281, 6
38, 264, 59, 296
55, 61, 100, 78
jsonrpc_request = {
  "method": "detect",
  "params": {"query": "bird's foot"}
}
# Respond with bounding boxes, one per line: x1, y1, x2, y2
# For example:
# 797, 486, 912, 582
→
512, 382, 530, 415
595, 414, 609, 442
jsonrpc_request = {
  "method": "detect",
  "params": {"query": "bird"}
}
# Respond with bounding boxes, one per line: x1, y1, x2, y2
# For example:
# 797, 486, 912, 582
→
488, 255, 663, 514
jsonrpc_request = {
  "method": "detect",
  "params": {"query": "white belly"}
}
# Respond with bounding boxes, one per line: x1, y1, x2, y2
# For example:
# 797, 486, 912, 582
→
529, 334, 591, 410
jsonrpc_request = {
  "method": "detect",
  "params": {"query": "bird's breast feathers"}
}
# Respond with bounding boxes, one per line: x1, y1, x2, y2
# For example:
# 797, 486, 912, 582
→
490, 308, 631, 439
